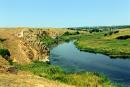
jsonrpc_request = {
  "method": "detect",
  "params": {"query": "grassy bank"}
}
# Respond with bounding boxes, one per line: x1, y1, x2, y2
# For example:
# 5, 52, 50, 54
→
58, 31, 82, 42
15, 61, 115, 87
75, 29, 130, 58
40, 30, 83, 47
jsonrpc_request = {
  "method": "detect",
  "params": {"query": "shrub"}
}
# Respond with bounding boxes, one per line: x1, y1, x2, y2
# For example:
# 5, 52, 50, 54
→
89, 29, 102, 33
109, 31, 113, 35
0, 49, 10, 59
63, 31, 70, 35
0, 38, 6, 42
116, 35, 130, 40
41, 36, 55, 47
63, 31, 80, 36
113, 30, 119, 34
104, 33, 108, 36
0, 49, 12, 65
105, 31, 119, 36
76, 31, 80, 34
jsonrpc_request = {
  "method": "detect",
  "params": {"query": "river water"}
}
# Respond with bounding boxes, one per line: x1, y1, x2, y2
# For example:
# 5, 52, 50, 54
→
50, 41, 130, 85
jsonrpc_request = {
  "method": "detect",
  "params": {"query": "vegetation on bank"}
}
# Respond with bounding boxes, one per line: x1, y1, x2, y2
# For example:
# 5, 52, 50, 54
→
75, 29, 130, 58
58, 31, 81, 42
15, 61, 115, 87
0, 48, 13, 65
40, 31, 81, 47
41, 35, 55, 47
0, 38, 13, 65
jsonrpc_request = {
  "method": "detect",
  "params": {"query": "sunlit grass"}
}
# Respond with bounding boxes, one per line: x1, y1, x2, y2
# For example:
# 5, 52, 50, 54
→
75, 29, 130, 58
15, 61, 115, 87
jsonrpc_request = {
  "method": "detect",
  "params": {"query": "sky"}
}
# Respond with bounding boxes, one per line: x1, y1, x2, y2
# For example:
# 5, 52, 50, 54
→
0, 0, 130, 27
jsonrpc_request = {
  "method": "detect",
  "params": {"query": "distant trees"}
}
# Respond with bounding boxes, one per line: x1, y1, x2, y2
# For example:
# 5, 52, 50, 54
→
113, 30, 119, 34
67, 25, 130, 31
104, 30, 119, 36
63, 31, 70, 35
63, 31, 80, 36
89, 29, 102, 33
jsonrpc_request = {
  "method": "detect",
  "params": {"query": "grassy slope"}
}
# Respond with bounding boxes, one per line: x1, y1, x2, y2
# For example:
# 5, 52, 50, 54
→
0, 72, 74, 87
75, 29, 130, 58
15, 61, 114, 87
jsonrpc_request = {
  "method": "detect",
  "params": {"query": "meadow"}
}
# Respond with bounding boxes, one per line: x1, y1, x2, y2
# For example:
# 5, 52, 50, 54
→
75, 29, 130, 58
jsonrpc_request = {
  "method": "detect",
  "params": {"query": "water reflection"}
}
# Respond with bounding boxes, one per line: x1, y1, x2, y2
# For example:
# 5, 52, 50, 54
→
50, 41, 130, 85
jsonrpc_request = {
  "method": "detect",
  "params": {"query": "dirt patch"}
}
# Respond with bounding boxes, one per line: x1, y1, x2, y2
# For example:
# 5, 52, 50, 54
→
0, 71, 74, 87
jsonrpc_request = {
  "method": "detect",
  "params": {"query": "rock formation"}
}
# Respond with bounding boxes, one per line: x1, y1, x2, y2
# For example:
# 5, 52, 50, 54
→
15, 28, 64, 63
0, 28, 65, 64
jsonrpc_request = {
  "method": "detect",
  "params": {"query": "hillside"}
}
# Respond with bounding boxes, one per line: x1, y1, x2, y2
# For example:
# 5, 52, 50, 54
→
0, 28, 67, 64
0, 28, 115, 87
0, 28, 76, 87
0, 71, 74, 87
75, 28, 130, 58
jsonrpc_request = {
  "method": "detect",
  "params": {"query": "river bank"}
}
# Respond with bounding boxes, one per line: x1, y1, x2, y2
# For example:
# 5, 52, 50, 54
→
74, 29, 130, 58
15, 61, 115, 87
14, 31, 116, 87
0, 28, 122, 87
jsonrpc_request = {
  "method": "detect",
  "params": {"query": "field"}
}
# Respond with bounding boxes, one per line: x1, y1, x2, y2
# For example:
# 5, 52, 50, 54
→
75, 29, 130, 58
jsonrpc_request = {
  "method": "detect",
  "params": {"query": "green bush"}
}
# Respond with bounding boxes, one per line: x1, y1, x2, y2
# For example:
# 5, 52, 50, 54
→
0, 49, 10, 59
0, 38, 6, 42
76, 31, 80, 34
63, 31, 80, 36
63, 31, 70, 35
41, 36, 55, 47
109, 31, 113, 35
104, 33, 108, 36
0, 48, 13, 65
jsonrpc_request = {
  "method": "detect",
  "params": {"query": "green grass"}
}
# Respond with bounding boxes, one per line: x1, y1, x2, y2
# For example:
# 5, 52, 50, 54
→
75, 30, 130, 58
58, 33, 81, 42
15, 61, 115, 87
40, 31, 80, 47
41, 35, 55, 47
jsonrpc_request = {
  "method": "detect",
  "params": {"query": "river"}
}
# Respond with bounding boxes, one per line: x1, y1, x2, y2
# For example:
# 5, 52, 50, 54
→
49, 41, 130, 85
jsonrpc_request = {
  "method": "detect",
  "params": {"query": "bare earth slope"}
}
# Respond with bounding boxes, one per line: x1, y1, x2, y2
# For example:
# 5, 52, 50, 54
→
0, 72, 74, 87
0, 28, 74, 87
0, 28, 66, 64
0, 29, 31, 63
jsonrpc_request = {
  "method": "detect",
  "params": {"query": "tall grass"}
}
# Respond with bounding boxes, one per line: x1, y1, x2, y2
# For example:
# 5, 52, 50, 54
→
75, 31, 130, 58
15, 61, 115, 87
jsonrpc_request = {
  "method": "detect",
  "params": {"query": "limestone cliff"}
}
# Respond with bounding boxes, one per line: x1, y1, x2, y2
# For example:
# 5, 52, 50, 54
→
16, 29, 50, 62
0, 28, 65, 64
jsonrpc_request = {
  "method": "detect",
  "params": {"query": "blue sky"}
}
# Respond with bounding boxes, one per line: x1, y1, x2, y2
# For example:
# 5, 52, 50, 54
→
0, 0, 130, 27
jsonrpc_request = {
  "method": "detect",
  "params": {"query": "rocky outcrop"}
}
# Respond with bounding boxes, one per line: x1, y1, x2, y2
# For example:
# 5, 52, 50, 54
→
15, 28, 63, 63
0, 28, 65, 64
0, 56, 17, 74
